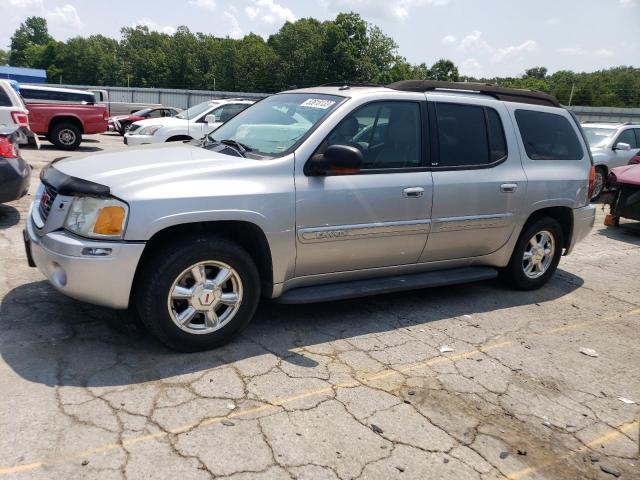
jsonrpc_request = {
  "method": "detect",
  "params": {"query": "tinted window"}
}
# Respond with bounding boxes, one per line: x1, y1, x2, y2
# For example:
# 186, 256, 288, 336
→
436, 103, 507, 167
22, 88, 94, 103
487, 108, 507, 162
616, 129, 637, 148
324, 101, 422, 170
515, 110, 583, 160
635, 129, 640, 148
0, 87, 11, 107
217, 104, 249, 123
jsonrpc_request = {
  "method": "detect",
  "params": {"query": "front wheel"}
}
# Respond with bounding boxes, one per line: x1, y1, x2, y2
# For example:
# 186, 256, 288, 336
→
119, 122, 132, 135
136, 235, 261, 352
501, 217, 564, 290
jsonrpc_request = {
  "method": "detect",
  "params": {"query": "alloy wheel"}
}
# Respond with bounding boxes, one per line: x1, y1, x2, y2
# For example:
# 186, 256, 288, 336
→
167, 260, 243, 335
522, 230, 555, 279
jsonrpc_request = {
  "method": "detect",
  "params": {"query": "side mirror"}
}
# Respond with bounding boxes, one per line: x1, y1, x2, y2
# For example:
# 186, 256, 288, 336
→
614, 142, 631, 152
205, 114, 217, 125
305, 145, 363, 176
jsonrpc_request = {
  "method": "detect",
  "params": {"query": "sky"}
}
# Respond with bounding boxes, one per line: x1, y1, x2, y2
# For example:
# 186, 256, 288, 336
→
1, 0, 639, 78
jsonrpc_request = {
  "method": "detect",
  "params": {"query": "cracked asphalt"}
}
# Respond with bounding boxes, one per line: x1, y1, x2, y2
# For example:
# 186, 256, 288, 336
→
0, 134, 639, 480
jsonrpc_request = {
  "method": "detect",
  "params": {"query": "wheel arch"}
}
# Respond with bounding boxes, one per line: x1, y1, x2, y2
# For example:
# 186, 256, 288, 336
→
49, 115, 84, 134
130, 220, 274, 305
166, 135, 192, 142
521, 206, 573, 253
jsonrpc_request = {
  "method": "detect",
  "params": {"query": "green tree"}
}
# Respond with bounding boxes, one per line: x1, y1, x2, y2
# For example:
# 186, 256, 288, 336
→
0, 49, 8, 65
524, 67, 547, 79
9, 16, 52, 66
430, 59, 459, 81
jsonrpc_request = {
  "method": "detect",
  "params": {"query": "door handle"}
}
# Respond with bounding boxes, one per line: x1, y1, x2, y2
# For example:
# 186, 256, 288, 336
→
403, 187, 424, 198
500, 183, 518, 193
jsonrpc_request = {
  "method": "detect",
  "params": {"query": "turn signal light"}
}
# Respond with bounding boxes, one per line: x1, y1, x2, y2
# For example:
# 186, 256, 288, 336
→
587, 166, 596, 200
93, 206, 126, 235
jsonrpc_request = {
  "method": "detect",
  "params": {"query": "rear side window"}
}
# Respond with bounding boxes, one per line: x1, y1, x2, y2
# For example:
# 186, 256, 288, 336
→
435, 103, 507, 167
515, 109, 583, 160
0, 87, 11, 107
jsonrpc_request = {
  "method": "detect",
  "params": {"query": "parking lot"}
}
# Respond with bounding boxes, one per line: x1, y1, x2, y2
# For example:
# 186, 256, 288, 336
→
0, 134, 638, 479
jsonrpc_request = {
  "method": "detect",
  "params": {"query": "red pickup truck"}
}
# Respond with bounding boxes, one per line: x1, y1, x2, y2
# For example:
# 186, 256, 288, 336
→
26, 102, 108, 151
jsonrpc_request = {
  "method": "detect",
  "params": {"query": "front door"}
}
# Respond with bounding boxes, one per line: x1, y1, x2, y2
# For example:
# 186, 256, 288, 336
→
421, 99, 526, 262
610, 128, 640, 169
294, 100, 433, 277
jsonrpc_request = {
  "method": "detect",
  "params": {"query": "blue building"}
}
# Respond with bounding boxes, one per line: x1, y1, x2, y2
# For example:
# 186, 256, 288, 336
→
0, 65, 47, 83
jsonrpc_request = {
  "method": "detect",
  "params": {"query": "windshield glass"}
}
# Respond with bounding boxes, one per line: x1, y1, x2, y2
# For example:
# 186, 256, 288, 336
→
131, 108, 152, 116
177, 101, 218, 120
208, 93, 344, 156
583, 127, 616, 149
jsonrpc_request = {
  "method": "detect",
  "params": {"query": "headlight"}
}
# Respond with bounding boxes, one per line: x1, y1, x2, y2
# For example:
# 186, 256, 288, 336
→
64, 197, 129, 239
138, 125, 163, 136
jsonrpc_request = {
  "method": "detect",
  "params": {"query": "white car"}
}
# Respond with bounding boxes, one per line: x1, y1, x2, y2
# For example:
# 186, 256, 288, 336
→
0, 79, 36, 146
124, 99, 255, 146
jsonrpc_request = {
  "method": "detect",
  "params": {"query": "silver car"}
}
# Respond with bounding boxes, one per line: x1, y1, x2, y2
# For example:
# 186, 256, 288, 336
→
24, 82, 596, 351
582, 122, 640, 198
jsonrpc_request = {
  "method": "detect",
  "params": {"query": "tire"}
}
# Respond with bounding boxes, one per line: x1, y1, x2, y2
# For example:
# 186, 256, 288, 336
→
136, 235, 261, 352
591, 167, 606, 201
119, 122, 132, 135
50, 123, 82, 150
501, 217, 564, 291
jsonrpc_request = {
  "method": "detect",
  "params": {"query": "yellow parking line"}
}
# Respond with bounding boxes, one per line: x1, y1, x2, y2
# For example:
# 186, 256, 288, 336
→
0, 308, 638, 476
506, 420, 639, 479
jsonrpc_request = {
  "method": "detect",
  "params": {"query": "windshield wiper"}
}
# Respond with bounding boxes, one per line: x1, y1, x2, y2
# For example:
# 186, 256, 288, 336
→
203, 135, 252, 157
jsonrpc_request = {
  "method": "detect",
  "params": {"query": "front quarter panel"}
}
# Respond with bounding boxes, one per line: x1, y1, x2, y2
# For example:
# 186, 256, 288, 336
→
123, 154, 296, 284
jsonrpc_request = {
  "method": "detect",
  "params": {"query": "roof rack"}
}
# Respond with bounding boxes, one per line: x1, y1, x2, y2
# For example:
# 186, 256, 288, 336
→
623, 121, 640, 125
386, 80, 561, 108
320, 82, 384, 89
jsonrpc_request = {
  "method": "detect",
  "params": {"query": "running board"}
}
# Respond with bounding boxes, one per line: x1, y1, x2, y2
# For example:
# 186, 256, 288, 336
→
276, 267, 499, 304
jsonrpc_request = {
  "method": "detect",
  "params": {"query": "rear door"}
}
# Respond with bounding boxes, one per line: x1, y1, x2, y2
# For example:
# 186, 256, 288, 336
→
421, 97, 526, 262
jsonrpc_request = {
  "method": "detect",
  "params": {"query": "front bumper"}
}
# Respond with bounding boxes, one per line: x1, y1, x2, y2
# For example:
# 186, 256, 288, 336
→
24, 208, 145, 309
0, 156, 31, 203
565, 204, 596, 255
123, 134, 156, 146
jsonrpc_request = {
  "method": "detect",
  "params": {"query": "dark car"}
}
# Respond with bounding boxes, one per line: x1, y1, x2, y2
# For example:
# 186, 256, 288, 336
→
605, 163, 640, 226
0, 126, 30, 203
109, 107, 181, 135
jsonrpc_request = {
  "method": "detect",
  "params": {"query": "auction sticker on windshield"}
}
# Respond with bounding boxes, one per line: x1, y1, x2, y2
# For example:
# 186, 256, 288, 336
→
301, 98, 336, 109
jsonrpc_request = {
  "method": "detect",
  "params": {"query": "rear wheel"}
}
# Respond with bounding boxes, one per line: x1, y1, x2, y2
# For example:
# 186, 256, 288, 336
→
136, 235, 261, 352
501, 217, 564, 290
50, 123, 82, 150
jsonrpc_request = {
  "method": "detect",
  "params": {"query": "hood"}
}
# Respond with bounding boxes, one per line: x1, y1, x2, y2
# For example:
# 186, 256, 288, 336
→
52, 143, 256, 199
131, 117, 187, 128
610, 164, 640, 187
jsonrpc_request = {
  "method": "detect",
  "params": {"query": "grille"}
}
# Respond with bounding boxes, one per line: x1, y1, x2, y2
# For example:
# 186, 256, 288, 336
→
128, 124, 141, 133
39, 184, 57, 221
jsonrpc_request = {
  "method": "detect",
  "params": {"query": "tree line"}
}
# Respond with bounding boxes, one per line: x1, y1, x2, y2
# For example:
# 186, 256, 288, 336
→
2, 15, 639, 107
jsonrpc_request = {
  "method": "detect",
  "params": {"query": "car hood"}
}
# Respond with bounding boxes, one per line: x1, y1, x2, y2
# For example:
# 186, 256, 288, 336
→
611, 164, 640, 186
52, 143, 256, 199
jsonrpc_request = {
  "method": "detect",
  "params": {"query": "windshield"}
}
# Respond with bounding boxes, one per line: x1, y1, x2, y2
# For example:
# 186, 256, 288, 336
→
177, 101, 218, 120
208, 93, 344, 157
131, 108, 152, 116
583, 127, 616, 149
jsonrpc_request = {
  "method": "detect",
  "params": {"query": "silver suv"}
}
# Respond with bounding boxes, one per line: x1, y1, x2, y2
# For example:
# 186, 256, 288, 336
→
582, 122, 640, 198
24, 81, 596, 351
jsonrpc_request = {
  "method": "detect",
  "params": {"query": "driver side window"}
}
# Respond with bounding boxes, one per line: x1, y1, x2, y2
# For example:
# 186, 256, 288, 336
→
322, 101, 422, 170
